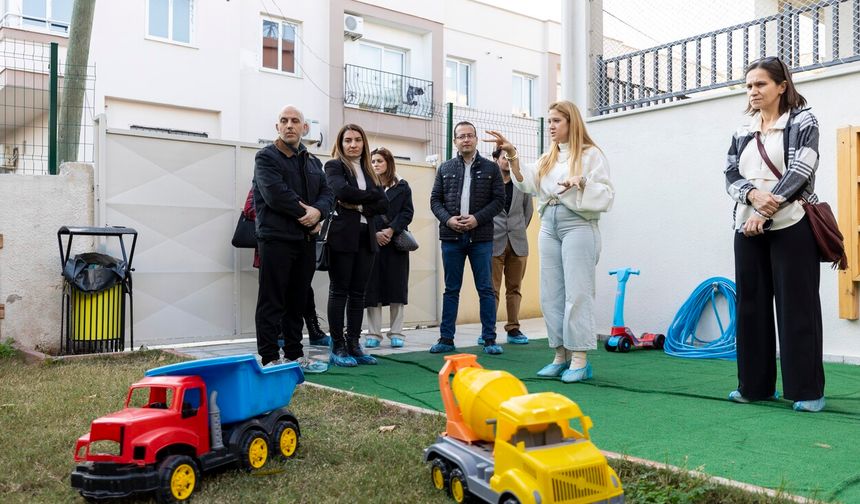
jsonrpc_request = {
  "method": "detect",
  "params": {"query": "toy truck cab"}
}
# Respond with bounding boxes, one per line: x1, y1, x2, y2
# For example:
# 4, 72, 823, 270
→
74, 376, 210, 467
490, 393, 624, 504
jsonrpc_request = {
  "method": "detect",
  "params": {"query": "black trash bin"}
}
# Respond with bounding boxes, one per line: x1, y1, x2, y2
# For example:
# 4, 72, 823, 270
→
57, 226, 137, 355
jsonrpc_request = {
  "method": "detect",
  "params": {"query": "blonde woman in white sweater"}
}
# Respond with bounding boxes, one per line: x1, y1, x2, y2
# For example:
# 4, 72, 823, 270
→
484, 101, 614, 383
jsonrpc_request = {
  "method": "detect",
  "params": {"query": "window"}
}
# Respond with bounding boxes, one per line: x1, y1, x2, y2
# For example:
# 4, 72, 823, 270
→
512, 73, 535, 117
147, 0, 193, 44
262, 18, 299, 74
22, 0, 72, 33
446, 59, 472, 107
357, 42, 405, 76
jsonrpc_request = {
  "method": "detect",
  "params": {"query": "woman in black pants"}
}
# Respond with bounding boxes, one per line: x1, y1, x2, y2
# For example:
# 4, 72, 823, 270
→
364, 147, 415, 349
325, 124, 389, 366
724, 57, 824, 412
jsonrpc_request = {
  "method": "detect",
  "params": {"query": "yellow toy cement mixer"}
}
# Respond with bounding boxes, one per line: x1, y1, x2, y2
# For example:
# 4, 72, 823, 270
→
424, 354, 624, 504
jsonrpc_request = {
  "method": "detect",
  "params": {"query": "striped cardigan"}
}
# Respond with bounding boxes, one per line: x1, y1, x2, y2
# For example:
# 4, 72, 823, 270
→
724, 107, 820, 227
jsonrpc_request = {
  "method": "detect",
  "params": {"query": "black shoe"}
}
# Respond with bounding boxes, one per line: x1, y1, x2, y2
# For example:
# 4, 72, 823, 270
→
347, 337, 377, 365
305, 314, 325, 338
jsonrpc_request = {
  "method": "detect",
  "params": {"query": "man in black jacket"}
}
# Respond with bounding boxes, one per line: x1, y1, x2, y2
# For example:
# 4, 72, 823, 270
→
429, 121, 505, 354
254, 105, 333, 371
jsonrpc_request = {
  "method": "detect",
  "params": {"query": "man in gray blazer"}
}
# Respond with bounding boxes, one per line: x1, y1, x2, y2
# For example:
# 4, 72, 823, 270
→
489, 148, 533, 345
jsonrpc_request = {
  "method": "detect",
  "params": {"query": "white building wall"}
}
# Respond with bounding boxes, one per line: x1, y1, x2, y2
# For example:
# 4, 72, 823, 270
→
0, 163, 93, 352
588, 65, 860, 362
89, 1, 242, 138
239, 2, 332, 145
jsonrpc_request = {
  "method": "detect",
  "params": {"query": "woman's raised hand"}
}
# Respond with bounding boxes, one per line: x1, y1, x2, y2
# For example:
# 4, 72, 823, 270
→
557, 176, 584, 195
483, 130, 516, 156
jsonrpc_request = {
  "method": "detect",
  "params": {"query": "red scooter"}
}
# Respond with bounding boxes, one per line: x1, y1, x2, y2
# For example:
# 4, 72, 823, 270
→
604, 268, 665, 353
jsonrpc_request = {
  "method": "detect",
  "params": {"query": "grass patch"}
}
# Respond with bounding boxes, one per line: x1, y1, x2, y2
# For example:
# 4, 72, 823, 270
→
0, 352, 827, 503
0, 338, 17, 358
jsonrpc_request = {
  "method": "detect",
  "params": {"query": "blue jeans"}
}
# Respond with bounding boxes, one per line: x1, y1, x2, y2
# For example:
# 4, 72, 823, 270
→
440, 233, 497, 342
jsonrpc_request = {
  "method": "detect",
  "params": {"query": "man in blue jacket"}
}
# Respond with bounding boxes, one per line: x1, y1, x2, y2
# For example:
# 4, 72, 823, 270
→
253, 105, 333, 372
430, 121, 505, 354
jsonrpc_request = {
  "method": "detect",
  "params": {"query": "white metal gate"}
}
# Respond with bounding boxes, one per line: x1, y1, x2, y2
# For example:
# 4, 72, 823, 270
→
96, 124, 439, 347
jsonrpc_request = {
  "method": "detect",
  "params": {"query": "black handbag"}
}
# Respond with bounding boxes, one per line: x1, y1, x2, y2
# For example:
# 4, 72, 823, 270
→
231, 213, 256, 248
315, 215, 332, 271
381, 215, 418, 252
392, 229, 419, 252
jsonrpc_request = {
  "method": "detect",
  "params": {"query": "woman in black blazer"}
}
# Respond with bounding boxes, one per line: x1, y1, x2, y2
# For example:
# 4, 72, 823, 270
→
364, 147, 414, 349
324, 124, 389, 367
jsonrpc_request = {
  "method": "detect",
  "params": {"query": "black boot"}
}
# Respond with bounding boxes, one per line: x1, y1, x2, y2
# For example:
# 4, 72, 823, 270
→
347, 336, 378, 365
305, 314, 332, 347
329, 336, 357, 367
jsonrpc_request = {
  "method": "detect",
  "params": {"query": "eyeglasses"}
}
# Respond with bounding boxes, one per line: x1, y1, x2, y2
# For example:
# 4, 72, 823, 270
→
455, 133, 476, 140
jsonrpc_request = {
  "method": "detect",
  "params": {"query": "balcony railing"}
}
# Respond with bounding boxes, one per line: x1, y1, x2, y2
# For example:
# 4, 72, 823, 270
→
344, 64, 433, 119
594, 0, 860, 115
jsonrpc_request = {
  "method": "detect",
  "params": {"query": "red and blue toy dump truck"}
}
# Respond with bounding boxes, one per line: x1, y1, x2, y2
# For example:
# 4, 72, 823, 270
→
70, 355, 303, 502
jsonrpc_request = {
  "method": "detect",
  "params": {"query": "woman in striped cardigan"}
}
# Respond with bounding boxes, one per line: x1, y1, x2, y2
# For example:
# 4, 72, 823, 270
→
724, 56, 825, 412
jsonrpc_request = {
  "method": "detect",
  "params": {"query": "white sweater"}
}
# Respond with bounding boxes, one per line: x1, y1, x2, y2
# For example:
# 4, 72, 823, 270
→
512, 143, 615, 219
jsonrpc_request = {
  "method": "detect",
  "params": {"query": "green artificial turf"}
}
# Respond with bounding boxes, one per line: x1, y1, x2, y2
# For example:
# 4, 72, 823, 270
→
306, 342, 860, 503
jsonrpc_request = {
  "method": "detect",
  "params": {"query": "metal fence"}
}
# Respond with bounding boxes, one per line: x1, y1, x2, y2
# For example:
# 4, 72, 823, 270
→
0, 40, 95, 175
425, 102, 548, 167
344, 64, 433, 119
593, 0, 860, 115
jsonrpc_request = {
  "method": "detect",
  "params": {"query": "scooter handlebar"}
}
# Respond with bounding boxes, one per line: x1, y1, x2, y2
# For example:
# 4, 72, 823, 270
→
609, 268, 640, 276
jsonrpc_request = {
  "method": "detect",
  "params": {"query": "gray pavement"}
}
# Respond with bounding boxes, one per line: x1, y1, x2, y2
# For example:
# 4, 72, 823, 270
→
155, 317, 550, 362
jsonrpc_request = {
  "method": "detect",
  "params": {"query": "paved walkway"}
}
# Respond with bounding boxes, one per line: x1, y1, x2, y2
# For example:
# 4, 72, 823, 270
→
154, 318, 550, 361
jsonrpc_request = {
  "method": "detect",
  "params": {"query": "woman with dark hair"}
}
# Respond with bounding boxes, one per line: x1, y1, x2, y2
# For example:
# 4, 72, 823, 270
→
724, 56, 825, 412
325, 124, 389, 367
364, 147, 414, 349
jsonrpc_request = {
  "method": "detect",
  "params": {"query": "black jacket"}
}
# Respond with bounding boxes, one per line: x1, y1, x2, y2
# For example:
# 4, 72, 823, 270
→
324, 159, 389, 253
373, 178, 414, 235
253, 142, 333, 242
430, 152, 505, 242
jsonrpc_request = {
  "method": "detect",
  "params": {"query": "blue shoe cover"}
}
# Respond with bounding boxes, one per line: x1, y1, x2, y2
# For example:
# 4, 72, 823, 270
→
728, 390, 780, 403
353, 354, 378, 365
537, 361, 570, 377
793, 397, 825, 412
507, 334, 529, 345
561, 363, 593, 383
476, 337, 485, 346
390, 336, 405, 348
365, 337, 381, 348
309, 335, 332, 347
430, 341, 456, 353
483, 344, 503, 355
329, 352, 357, 367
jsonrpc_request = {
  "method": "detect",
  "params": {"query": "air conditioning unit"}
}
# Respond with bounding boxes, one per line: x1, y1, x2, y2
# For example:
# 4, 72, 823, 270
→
343, 14, 364, 41
301, 119, 322, 146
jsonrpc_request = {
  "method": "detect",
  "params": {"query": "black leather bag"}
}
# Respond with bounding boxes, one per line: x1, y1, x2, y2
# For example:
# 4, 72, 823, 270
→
231, 213, 256, 248
392, 229, 419, 252
315, 215, 332, 271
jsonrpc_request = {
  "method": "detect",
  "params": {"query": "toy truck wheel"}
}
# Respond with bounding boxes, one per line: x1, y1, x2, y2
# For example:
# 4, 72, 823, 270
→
604, 339, 615, 352
156, 455, 199, 503
238, 430, 269, 471
273, 420, 299, 459
429, 458, 450, 491
448, 468, 471, 503
501, 497, 521, 504
653, 334, 666, 350
618, 336, 633, 353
